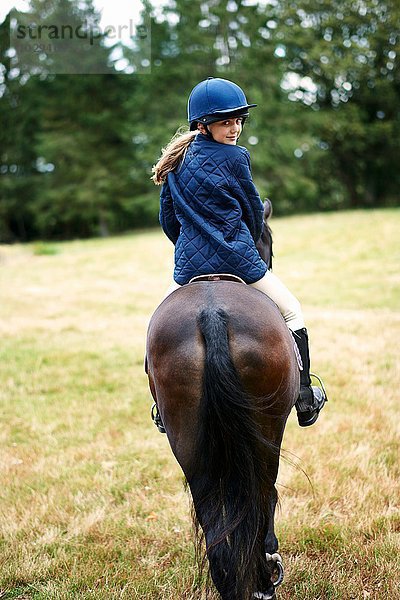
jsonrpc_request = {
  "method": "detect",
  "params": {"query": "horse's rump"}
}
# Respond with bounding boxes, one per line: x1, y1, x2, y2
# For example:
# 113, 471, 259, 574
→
146, 281, 298, 599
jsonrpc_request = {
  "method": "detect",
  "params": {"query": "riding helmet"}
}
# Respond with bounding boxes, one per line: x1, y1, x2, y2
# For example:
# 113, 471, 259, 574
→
188, 77, 257, 130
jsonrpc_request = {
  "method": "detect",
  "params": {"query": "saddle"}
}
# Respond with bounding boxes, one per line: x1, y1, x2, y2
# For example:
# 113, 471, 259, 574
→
189, 273, 246, 284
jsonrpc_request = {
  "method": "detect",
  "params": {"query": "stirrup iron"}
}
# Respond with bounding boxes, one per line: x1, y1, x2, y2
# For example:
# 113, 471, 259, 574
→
151, 402, 166, 434
310, 372, 328, 403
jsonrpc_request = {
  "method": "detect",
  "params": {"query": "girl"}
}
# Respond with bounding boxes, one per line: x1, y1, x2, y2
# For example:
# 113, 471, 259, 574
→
151, 77, 327, 429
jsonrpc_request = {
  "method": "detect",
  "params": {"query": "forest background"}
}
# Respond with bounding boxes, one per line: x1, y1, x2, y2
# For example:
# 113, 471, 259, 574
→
0, 0, 399, 242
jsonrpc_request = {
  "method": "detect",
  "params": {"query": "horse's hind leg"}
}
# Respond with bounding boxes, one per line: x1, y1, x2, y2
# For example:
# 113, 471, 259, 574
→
264, 485, 279, 555
257, 436, 284, 596
204, 535, 232, 600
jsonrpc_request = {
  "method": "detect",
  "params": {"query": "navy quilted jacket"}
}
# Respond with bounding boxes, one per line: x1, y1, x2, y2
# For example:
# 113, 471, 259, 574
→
159, 133, 268, 285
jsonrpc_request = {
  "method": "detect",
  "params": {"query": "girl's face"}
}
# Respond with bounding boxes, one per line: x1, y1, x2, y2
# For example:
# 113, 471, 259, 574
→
198, 118, 243, 145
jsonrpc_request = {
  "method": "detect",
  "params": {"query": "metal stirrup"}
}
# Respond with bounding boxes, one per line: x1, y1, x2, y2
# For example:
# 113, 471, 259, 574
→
310, 372, 328, 401
253, 553, 284, 599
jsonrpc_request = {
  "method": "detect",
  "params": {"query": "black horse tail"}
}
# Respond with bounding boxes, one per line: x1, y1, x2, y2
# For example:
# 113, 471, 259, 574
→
189, 307, 278, 600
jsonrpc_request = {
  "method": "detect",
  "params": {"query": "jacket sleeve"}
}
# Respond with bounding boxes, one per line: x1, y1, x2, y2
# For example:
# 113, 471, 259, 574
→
230, 150, 264, 242
159, 179, 180, 244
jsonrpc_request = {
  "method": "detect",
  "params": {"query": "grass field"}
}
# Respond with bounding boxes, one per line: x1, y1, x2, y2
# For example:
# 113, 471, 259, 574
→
0, 209, 399, 600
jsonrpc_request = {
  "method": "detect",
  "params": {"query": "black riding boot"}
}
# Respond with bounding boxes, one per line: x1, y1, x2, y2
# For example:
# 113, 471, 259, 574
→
151, 403, 166, 434
293, 328, 327, 427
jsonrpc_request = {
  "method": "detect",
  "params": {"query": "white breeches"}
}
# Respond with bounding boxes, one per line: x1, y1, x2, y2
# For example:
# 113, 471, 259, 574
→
162, 270, 305, 332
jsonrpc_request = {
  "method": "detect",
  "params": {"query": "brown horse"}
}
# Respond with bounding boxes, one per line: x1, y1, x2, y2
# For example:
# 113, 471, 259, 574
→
145, 278, 299, 599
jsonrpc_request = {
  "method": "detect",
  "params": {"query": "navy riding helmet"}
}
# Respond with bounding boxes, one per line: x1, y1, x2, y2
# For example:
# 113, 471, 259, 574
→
188, 77, 257, 131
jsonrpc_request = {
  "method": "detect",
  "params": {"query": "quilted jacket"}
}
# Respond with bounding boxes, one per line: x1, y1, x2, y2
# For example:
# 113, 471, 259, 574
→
159, 132, 268, 285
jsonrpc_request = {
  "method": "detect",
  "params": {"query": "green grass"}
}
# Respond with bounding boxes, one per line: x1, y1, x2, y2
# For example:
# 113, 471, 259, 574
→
0, 209, 399, 599
32, 243, 60, 256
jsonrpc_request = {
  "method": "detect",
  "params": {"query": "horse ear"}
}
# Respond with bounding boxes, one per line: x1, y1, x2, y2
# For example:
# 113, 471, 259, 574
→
263, 198, 273, 221
256, 199, 274, 270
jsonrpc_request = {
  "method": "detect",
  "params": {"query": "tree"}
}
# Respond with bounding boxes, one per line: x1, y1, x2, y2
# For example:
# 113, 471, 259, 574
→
1, 0, 146, 240
1, 0, 398, 242
0, 11, 43, 241
273, 0, 400, 207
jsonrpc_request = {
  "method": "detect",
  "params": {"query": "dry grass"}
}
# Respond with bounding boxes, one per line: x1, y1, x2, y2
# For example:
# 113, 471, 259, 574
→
0, 209, 399, 599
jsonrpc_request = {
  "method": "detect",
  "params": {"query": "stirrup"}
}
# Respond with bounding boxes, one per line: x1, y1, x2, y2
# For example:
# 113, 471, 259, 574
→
151, 403, 166, 434
310, 372, 328, 402
296, 373, 327, 427
253, 552, 284, 599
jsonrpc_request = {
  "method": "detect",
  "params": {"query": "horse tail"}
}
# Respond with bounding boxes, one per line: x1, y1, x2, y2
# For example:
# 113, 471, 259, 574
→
189, 307, 277, 599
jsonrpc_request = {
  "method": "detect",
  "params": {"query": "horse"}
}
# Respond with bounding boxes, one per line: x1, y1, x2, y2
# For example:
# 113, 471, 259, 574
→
145, 273, 299, 599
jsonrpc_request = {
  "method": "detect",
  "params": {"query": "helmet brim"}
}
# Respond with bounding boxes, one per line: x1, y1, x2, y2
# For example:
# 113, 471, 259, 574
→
190, 105, 256, 130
